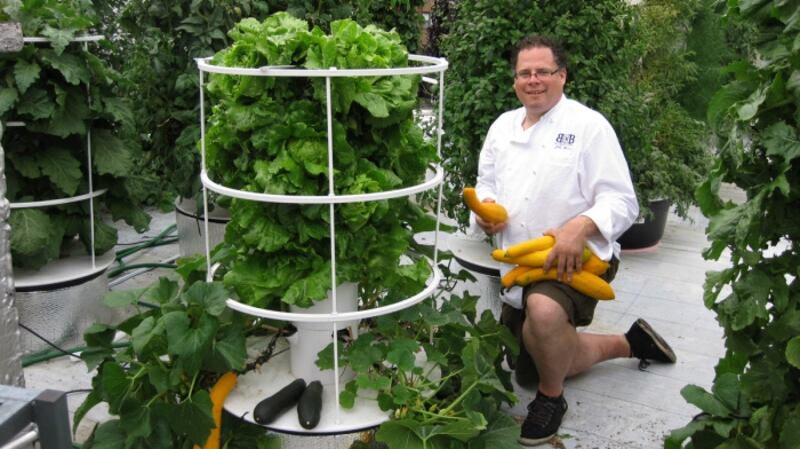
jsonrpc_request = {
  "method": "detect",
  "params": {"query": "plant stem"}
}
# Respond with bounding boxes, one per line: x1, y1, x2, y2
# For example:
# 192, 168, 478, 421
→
439, 379, 477, 416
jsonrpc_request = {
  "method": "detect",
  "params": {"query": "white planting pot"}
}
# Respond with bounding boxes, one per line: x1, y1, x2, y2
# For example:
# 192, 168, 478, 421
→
287, 282, 359, 385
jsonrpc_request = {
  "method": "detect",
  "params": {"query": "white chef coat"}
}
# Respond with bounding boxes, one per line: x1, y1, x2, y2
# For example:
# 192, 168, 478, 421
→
470, 95, 639, 309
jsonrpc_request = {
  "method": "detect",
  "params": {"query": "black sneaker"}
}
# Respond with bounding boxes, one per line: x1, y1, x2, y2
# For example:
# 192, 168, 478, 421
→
625, 318, 677, 363
519, 392, 568, 446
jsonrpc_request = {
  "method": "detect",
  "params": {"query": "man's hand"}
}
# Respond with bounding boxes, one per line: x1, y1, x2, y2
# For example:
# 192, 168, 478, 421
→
542, 215, 598, 281
475, 198, 507, 235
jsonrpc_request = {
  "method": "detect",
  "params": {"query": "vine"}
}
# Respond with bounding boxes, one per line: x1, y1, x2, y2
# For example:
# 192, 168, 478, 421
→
667, 1, 800, 447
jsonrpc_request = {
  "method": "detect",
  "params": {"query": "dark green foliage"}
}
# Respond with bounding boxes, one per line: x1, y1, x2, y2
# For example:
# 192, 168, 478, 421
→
1, 0, 149, 269
679, 0, 738, 121
667, 1, 800, 448
436, 0, 712, 224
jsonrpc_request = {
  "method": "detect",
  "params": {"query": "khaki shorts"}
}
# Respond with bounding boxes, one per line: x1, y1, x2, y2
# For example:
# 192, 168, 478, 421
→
521, 256, 619, 326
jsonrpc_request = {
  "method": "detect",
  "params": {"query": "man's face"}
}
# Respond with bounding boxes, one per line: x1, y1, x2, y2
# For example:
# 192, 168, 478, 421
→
513, 46, 566, 116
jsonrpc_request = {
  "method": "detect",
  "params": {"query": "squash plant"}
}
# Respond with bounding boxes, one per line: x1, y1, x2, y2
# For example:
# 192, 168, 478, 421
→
318, 282, 522, 448
74, 271, 280, 449
666, 1, 800, 447
204, 12, 437, 309
0, 0, 149, 270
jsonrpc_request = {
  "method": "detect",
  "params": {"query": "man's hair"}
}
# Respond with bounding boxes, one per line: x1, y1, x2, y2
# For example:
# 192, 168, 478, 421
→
511, 35, 568, 70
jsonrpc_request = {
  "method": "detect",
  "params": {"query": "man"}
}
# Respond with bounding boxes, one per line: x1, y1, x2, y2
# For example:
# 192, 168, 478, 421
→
471, 35, 677, 446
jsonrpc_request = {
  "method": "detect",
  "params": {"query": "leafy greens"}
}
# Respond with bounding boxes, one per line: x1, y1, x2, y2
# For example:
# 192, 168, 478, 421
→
204, 12, 437, 309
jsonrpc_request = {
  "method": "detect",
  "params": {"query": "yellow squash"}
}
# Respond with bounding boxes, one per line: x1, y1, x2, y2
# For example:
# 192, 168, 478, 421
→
502, 235, 555, 259
495, 246, 592, 267
463, 187, 508, 223
515, 268, 615, 300
501, 265, 533, 288
195, 371, 238, 449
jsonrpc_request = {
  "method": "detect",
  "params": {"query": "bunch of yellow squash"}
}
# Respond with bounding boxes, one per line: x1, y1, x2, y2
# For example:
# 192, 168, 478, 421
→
461, 188, 614, 300
492, 236, 615, 300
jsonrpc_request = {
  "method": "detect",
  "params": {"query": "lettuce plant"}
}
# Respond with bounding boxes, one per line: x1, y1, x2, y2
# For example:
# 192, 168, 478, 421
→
204, 13, 437, 309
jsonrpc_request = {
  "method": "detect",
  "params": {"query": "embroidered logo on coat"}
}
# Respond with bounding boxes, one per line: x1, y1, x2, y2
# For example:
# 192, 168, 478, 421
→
555, 133, 576, 150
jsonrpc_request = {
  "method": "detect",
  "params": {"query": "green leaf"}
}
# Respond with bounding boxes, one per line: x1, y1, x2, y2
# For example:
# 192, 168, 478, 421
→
38, 148, 82, 195
120, 402, 152, 442
163, 311, 217, 356
762, 121, 800, 162
14, 59, 40, 94
147, 364, 171, 395
376, 419, 426, 449
80, 219, 118, 254
40, 25, 76, 55
680, 384, 731, 417
711, 373, 741, 412
40, 106, 86, 137
109, 199, 151, 233
386, 338, 420, 371
779, 407, 800, 449
100, 363, 130, 413
786, 336, 800, 369
737, 85, 767, 121
182, 281, 229, 316
165, 390, 215, 446
73, 389, 102, 433
8, 151, 41, 179
282, 266, 331, 307
131, 316, 165, 356
354, 91, 390, 118
90, 420, 127, 449
93, 129, 134, 176
144, 277, 180, 305
208, 325, 247, 371
0, 87, 18, 115
105, 287, 149, 308
40, 50, 90, 85
103, 97, 135, 125
17, 88, 54, 120
469, 408, 521, 449
9, 209, 52, 258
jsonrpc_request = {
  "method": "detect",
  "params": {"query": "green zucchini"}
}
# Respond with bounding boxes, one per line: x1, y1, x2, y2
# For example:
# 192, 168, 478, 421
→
297, 380, 323, 429
253, 378, 306, 424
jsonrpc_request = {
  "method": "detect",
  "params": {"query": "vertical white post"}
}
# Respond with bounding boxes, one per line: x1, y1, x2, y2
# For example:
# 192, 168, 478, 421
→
84, 41, 96, 269
433, 69, 446, 266
198, 67, 212, 279
325, 73, 342, 424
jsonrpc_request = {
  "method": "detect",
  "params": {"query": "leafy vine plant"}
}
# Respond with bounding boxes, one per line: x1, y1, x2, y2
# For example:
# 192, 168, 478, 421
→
667, 1, 800, 448
0, 0, 149, 270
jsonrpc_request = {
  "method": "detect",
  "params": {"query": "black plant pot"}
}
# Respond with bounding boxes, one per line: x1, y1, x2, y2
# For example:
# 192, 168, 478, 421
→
618, 199, 671, 250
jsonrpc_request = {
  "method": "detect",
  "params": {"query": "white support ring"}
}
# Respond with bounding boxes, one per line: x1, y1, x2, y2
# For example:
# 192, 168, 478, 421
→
195, 54, 448, 77
201, 165, 443, 204
222, 262, 441, 323
23, 35, 104, 43
10, 189, 107, 209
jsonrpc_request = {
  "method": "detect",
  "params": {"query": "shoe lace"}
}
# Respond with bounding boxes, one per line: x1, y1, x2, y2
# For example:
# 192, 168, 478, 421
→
526, 396, 559, 426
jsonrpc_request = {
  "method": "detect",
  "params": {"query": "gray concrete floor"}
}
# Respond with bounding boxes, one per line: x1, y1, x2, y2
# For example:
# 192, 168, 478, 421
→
19, 189, 737, 448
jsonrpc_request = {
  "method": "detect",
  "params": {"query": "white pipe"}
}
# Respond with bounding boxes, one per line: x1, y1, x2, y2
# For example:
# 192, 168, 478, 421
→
1, 428, 39, 449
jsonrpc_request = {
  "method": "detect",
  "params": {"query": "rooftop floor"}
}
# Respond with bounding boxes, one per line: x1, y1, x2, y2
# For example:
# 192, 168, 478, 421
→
19, 192, 736, 448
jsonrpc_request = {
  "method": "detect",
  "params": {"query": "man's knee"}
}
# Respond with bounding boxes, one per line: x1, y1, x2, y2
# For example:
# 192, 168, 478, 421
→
524, 293, 569, 335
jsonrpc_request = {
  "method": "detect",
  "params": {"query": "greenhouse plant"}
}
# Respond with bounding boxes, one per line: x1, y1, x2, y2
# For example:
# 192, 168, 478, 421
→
0, 0, 149, 270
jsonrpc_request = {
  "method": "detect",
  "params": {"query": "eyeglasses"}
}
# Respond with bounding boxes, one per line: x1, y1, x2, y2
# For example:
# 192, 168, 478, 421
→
515, 67, 562, 80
